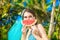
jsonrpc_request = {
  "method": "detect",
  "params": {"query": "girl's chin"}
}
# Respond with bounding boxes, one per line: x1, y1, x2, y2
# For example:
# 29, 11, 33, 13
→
24, 25, 32, 26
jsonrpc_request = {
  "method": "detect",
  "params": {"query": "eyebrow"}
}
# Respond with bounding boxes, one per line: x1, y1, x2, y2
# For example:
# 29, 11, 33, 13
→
23, 15, 32, 16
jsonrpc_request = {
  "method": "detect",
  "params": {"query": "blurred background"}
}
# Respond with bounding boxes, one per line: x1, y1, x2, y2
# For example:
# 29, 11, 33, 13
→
0, 0, 60, 40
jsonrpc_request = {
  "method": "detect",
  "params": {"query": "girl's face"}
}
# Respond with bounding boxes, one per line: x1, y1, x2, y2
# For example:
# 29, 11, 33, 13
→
23, 12, 35, 20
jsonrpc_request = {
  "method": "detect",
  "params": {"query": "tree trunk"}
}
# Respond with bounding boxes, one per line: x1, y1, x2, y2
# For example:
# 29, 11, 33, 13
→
48, 0, 56, 40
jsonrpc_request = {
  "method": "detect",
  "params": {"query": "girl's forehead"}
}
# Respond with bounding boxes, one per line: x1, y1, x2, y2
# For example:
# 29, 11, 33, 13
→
24, 12, 33, 16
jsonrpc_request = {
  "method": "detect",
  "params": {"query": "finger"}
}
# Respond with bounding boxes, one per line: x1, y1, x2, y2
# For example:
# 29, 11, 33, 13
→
22, 26, 27, 33
32, 29, 39, 35
31, 25, 42, 38
31, 25, 37, 30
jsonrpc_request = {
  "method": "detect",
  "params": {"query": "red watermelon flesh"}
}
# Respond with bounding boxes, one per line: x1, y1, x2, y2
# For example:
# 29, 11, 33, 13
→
22, 19, 35, 25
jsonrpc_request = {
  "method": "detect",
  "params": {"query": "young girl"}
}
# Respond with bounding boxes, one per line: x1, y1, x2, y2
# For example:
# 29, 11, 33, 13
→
21, 8, 48, 40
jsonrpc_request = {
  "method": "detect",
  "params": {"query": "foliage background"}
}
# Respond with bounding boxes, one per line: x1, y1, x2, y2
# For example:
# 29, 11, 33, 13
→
0, 0, 60, 40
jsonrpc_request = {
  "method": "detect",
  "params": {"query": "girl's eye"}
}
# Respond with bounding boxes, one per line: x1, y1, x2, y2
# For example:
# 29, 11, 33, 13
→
24, 16, 27, 18
24, 16, 33, 18
29, 16, 33, 18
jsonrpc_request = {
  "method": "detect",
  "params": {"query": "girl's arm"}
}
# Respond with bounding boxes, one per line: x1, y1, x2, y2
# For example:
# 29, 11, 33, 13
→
21, 33, 26, 40
21, 26, 27, 40
37, 24, 48, 40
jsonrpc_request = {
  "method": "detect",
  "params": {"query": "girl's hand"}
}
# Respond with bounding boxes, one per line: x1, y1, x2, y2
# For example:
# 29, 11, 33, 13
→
31, 25, 42, 40
22, 25, 27, 35
21, 25, 27, 40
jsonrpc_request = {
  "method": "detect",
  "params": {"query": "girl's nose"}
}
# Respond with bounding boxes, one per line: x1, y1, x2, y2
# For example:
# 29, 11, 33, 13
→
26, 18, 30, 20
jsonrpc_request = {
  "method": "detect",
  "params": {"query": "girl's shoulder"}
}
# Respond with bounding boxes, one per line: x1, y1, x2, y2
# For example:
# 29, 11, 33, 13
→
37, 24, 43, 27
37, 24, 44, 29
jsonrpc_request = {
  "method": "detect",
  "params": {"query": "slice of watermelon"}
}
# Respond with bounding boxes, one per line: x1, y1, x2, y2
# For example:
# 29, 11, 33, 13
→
22, 19, 35, 25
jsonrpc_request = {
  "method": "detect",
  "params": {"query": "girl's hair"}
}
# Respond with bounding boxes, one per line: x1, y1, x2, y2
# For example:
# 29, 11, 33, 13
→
22, 8, 37, 19
22, 8, 41, 24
